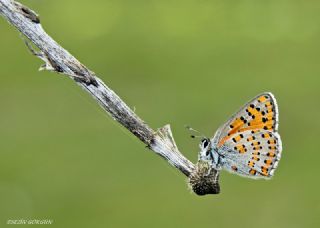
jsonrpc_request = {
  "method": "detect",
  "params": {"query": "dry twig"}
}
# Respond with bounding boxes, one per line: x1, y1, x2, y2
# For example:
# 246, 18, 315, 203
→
0, 0, 220, 195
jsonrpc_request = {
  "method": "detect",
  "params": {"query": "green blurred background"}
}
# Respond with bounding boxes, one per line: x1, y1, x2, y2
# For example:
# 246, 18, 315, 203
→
1, 0, 319, 227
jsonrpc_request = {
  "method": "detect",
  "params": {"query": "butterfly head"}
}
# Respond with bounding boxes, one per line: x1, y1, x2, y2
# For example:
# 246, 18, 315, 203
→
198, 138, 212, 161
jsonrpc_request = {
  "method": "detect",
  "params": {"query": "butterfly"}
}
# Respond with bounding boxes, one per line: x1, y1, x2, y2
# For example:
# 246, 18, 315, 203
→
198, 92, 282, 179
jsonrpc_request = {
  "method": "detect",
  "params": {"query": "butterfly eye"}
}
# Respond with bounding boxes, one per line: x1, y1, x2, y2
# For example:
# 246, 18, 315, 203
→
201, 139, 209, 149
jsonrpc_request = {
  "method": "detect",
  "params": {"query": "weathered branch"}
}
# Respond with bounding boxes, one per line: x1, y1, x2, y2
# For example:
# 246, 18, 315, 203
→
0, 0, 219, 194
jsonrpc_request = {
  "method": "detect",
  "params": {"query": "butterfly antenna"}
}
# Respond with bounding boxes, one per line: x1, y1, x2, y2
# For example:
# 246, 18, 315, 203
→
185, 125, 206, 139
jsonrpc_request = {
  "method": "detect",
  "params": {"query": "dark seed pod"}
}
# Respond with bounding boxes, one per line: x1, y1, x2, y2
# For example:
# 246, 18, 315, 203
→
188, 161, 220, 195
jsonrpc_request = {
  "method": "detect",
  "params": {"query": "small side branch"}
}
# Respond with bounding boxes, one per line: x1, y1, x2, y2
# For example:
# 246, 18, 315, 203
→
0, 0, 219, 194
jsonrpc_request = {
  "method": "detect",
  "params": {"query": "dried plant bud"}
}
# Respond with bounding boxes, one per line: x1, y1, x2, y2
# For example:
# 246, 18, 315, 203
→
189, 160, 220, 195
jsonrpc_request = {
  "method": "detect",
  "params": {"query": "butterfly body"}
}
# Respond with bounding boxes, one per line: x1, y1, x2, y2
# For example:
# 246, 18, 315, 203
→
198, 92, 282, 179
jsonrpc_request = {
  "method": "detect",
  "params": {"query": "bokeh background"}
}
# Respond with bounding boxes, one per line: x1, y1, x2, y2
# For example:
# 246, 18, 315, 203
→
1, 0, 319, 227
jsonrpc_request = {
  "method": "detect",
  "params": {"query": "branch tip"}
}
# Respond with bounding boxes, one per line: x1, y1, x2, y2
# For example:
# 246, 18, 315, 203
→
188, 161, 220, 195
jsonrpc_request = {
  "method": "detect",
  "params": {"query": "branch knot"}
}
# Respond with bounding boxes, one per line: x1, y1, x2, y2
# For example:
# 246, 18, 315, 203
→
14, 1, 40, 23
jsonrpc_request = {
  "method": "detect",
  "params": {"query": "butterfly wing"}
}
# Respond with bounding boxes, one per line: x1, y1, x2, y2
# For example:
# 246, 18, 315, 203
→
213, 92, 282, 179
220, 130, 282, 178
